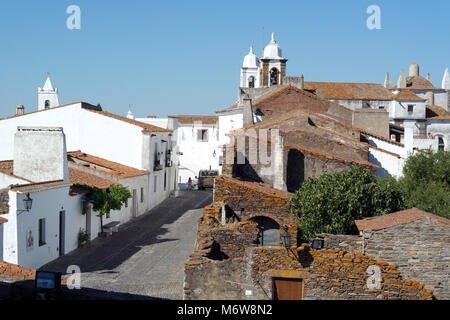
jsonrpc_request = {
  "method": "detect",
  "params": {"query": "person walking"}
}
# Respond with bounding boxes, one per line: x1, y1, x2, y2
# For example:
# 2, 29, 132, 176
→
187, 177, 193, 191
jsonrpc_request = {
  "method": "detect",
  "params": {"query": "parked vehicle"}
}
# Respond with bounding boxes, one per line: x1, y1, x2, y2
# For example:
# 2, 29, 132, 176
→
197, 170, 219, 190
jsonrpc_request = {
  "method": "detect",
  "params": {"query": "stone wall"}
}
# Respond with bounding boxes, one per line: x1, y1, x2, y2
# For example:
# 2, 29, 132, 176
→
0, 188, 9, 214
353, 109, 390, 138
184, 245, 435, 300
362, 219, 450, 299
316, 233, 363, 252
213, 176, 296, 227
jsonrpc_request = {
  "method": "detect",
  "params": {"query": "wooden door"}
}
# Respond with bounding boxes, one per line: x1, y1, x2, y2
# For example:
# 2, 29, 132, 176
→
272, 278, 303, 300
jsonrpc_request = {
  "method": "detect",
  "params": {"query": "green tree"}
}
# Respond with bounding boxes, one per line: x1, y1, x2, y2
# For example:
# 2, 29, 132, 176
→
399, 149, 450, 218
74, 184, 131, 233
289, 165, 405, 240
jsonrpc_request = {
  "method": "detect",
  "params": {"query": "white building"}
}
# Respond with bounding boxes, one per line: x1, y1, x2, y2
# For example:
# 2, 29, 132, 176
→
137, 115, 220, 186
0, 123, 176, 269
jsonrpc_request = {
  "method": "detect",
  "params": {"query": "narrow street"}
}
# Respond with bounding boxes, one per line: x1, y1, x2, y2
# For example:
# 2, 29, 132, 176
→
40, 190, 213, 300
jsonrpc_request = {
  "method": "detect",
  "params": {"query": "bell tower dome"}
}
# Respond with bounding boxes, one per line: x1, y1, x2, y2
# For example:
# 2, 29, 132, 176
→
260, 33, 287, 87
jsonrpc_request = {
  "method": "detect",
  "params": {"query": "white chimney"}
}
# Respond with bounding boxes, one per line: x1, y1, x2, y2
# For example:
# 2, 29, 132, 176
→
13, 127, 69, 183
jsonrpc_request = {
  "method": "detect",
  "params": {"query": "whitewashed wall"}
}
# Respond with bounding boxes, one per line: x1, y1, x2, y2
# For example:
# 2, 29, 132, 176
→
3, 186, 84, 269
426, 120, 450, 151
176, 123, 220, 184
368, 148, 403, 178
0, 172, 28, 190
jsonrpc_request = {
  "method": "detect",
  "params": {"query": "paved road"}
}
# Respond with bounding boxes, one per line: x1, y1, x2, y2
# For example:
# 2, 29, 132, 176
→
40, 190, 212, 300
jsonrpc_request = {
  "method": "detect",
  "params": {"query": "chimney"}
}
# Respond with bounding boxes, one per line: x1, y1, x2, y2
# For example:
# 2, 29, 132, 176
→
397, 69, 406, 89
409, 63, 419, 77
299, 74, 304, 90
16, 104, 24, 115
241, 93, 254, 128
384, 72, 391, 88
425, 92, 434, 105
13, 127, 69, 183
426, 73, 432, 83
272, 131, 286, 191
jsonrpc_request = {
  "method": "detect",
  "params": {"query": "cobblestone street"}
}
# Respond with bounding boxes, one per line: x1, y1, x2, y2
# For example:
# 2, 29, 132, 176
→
40, 190, 212, 300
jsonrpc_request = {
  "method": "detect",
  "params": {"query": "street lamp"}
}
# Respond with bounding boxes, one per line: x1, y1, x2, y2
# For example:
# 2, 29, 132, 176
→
280, 226, 292, 250
18, 193, 33, 215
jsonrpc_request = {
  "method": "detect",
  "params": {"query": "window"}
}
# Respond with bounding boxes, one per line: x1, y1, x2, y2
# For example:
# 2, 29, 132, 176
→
125, 199, 128, 208
248, 76, 255, 88
438, 137, 445, 151
154, 176, 157, 193
39, 219, 46, 246
407, 105, 414, 113
106, 212, 110, 219
379, 106, 385, 109
197, 129, 208, 142
140, 187, 144, 203
44, 100, 50, 109
270, 68, 279, 86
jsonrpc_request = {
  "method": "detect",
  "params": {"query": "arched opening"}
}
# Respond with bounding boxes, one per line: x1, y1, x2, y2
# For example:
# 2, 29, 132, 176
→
45, 100, 50, 109
250, 216, 280, 247
438, 136, 445, 151
270, 68, 279, 86
248, 76, 255, 88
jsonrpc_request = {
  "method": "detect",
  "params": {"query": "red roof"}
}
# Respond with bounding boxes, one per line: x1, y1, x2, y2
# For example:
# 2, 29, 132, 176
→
304, 82, 394, 101
355, 208, 450, 231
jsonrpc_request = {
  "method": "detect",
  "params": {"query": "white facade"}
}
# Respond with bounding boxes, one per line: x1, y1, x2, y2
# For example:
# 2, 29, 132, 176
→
426, 119, 450, 151
2, 186, 82, 269
38, 77, 60, 111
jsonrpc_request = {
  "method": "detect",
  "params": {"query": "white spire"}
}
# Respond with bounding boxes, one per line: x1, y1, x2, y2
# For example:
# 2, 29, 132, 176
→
127, 105, 134, 119
270, 32, 276, 43
249, 45, 254, 54
442, 68, 450, 89
43, 76, 54, 91
397, 69, 406, 89
384, 72, 391, 88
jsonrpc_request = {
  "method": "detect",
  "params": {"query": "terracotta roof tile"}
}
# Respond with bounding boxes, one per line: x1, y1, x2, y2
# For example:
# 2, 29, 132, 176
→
427, 115, 450, 120
0, 261, 36, 281
217, 176, 292, 199
68, 151, 149, 179
304, 82, 394, 101
11, 180, 72, 193
390, 76, 443, 91
169, 115, 218, 125
216, 85, 352, 116
426, 105, 449, 118
393, 90, 426, 101
68, 167, 117, 189
355, 208, 450, 231
0, 217, 7, 224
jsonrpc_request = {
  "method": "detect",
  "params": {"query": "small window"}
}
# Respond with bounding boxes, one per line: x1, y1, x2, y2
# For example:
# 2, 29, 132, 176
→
125, 199, 128, 208
154, 176, 157, 193
140, 187, 144, 203
106, 212, 110, 219
197, 129, 208, 142
39, 219, 46, 246
248, 76, 255, 88
407, 105, 414, 112
379, 106, 385, 109
438, 137, 445, 151
44, 100, 50, 109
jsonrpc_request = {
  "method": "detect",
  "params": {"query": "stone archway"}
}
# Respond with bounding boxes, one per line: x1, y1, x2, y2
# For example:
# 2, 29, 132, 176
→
250, 216, 280, 247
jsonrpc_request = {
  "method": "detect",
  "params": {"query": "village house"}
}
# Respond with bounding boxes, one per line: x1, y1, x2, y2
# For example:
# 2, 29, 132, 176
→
0, 125, 167, 269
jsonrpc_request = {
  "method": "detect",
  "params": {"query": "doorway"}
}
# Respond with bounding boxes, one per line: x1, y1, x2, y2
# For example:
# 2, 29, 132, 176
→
272, 278, 303, 300
59, 210, 66, 256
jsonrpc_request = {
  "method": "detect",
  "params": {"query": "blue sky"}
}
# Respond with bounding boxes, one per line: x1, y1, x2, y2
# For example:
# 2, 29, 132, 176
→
0, 0, 449, 119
